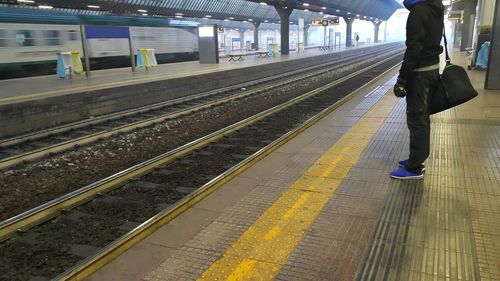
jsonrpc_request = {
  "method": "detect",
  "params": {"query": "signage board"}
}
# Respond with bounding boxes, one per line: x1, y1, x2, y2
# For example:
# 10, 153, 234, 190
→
199, 26, 214, 37
312, 18, 340, 26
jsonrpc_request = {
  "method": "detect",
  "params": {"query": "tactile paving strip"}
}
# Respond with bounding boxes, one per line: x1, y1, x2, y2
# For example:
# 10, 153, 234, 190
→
144, 81, 397, 281
274, 86, 401, 281
354, 95, 500, 281
144, 78, 500, 281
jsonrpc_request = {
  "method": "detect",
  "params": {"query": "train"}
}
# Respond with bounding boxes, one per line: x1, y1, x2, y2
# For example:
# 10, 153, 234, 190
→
0, 7, 200, 79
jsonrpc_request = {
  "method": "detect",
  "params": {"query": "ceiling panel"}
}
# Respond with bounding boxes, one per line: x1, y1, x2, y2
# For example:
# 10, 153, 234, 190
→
0, 0, 402, 23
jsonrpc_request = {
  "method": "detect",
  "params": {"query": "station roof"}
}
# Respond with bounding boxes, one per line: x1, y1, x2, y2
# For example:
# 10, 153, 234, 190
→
0, 0, 402, 23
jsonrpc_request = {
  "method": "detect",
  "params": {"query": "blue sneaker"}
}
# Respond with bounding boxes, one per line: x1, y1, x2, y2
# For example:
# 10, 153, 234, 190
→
399, 159, 425, 172
390, 166, 424, 179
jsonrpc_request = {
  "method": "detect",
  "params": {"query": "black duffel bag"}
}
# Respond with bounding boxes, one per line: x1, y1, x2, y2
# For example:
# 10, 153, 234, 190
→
430, 30, 478, 114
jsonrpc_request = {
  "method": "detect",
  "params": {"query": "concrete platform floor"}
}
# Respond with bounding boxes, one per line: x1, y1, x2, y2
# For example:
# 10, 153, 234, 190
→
86, 50, 500, 281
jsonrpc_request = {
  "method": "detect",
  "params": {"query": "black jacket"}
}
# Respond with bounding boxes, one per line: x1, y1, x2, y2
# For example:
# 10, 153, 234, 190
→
399, 0, 444, 81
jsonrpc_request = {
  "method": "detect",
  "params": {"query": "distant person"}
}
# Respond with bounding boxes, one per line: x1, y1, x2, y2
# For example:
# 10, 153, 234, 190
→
355, 34, 360, 46
391, 0, 444, 179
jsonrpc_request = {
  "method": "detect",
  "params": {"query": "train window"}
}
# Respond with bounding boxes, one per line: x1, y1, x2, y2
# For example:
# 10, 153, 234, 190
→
67, 30, 79, 41
43, 30, 61, 46
15, 30, 34, 46
0, 30, 7, 47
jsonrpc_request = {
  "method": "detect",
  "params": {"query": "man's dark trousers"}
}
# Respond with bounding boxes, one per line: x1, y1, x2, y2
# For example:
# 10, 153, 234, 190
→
406, 69, 439, 172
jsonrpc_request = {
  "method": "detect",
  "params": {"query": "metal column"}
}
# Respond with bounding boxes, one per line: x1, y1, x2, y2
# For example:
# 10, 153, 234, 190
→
128, 28, 136, 72
79, 25, 91, 77
384, 21, 388, 42
461, 0, 478, 51
343, 17, 355, 47
485, 0, 500, 89
239, 29, 245, 51
274, 4, 294, 55
304, 24, 310, 46
373, 21, 382, 43
253, 22, 260, 50
323, 26, 327, 47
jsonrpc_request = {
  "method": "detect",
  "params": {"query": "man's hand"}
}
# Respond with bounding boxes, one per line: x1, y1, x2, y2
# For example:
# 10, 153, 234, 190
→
393, 77, 408, 98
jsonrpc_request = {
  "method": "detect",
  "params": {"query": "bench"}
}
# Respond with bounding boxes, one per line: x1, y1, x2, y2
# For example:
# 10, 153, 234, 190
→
257, 51, 272, 58
227, 51, 272, 61
227, 53, 246, 61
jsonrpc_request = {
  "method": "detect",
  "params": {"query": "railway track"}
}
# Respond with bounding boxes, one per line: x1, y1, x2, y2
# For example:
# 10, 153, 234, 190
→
0, 46, 404, 223
0, 48, 403, 281
0, 46, 405, 226
0, 44, 402, 170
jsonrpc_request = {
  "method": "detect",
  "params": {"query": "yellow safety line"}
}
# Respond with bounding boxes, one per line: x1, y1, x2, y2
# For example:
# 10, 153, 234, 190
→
197, 90, 399, 281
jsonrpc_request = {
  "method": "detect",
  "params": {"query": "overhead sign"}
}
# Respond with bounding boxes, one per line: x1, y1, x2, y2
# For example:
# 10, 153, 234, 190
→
312, 18, 340, 26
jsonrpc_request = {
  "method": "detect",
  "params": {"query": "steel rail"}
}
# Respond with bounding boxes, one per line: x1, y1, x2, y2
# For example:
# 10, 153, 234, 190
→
0, 44, 399, 148
0, 46, 402, 170
0, 51, 403, 246
56, 55, 404, 281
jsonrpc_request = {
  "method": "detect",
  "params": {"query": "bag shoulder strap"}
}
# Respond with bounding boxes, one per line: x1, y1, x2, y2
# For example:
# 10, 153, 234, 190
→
443, 24, 451, 64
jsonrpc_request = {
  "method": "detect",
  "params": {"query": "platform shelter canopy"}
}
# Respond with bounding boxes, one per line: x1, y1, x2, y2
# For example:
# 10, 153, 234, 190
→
2, 0, 403, 22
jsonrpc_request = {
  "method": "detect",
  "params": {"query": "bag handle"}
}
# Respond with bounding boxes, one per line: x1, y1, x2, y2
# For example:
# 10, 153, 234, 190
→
443, 25, 451, 64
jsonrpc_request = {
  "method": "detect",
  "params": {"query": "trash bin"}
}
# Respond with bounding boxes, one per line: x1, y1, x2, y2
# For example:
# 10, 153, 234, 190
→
137, 48, 158, 70
272, 44, 279, 55
56, 51, 83, 79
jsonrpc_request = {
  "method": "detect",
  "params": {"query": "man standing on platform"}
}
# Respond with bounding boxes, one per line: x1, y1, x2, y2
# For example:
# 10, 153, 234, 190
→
390, 0, 444, 179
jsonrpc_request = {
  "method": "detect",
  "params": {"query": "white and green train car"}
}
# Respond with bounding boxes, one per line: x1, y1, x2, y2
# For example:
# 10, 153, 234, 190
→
0, 7, 199, 79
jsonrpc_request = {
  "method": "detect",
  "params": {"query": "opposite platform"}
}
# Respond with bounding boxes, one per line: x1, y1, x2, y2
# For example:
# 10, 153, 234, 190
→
88, 51, 500, 281
0, 43, 388, 138
0, 45, 355, 104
